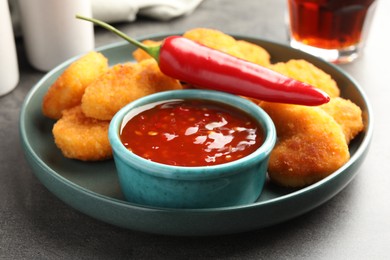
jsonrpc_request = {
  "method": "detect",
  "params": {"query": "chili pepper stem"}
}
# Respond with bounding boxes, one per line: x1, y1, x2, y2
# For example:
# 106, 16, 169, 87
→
76, 15, 160, 61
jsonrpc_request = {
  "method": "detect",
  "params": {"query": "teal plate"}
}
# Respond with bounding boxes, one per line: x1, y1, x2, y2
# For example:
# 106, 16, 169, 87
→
19, 34, 373, 236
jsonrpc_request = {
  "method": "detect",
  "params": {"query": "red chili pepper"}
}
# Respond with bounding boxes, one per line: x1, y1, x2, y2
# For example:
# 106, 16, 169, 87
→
77, 15, 330, 106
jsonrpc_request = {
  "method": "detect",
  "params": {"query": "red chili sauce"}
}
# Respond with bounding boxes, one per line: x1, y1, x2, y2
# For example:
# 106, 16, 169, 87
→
120, 99, 264, 166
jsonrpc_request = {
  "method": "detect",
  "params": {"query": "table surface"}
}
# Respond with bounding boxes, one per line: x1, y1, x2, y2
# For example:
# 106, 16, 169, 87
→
1, 0, 389, 259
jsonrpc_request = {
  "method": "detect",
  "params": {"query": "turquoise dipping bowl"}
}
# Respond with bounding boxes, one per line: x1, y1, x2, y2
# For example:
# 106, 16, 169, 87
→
108, 89, 276, 209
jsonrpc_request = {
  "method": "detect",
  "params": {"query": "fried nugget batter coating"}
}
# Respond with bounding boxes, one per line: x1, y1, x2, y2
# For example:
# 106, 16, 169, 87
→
269, 59, 340, 98
320, 97, 364, 143
81, 59, 182, 120
183, 28, 238, 53
52, 106, 112, 161
42, 51, 109, 119
260, 102, 350, 188
234, 40, 271, 66
183, 28, 271, 66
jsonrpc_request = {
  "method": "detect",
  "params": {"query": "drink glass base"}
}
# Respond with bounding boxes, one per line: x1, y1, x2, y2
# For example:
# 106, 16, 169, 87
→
289, 39, 360, 64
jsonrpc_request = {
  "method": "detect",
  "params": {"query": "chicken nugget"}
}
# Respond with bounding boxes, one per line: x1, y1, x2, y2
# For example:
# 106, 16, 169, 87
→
183, 28, 238, 54
132, 40, 161, 62
81, 62, 139, 121
269, 59, 340, 98
259, 102, 350, 188
52, 106, 112, 161
235, 40, 271, 66
42, 51, 109, 119
183, 28, 271, 66
321, 97, 364, 143
81, 59, 182, 120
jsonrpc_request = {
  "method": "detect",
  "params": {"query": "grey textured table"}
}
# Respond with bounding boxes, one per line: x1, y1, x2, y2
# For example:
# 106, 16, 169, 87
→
1, 0, 389, 259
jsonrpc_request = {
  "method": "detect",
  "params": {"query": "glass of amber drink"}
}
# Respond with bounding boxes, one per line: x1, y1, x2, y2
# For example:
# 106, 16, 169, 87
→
287, 0, 377, 63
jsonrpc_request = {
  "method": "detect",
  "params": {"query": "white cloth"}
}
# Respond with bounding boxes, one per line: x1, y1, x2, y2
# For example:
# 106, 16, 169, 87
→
92, 0, 204, 23
10, 0, 203, 35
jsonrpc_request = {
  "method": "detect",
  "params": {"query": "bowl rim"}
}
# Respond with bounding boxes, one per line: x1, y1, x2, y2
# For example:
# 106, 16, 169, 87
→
108, 89, 276, 180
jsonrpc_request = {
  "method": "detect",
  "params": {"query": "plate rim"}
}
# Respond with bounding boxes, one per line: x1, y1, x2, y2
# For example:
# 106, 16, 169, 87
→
19, 34, 374, 234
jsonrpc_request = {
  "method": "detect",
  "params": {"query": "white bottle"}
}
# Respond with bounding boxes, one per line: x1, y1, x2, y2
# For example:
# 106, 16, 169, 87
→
0, 0, 19, 96
17, 0, 94, 71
